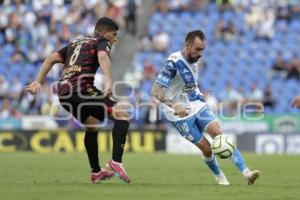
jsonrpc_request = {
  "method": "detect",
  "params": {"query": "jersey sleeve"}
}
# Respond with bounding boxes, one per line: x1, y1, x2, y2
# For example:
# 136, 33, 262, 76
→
56, 45, 68, 61
155, 60, 177, 88
97, 38, 112, 56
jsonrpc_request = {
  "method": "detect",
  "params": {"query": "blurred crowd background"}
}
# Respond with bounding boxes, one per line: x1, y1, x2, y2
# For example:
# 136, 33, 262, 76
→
0, 0, 300, 129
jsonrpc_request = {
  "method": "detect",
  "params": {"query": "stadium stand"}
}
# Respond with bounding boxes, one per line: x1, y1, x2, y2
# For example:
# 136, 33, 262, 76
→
1, 0, 300, 127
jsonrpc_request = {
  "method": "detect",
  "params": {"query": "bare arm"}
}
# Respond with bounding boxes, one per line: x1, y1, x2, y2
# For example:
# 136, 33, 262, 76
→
36, 52, 64, 84
151, 82, 175, 107
25, 52, 64, 94
151, 82, 188, 117
98, 51, 113, 96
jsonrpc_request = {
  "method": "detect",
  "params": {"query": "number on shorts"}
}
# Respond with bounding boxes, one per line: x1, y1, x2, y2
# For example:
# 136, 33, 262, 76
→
177, 123, 189, 133
69, 44, 82, 65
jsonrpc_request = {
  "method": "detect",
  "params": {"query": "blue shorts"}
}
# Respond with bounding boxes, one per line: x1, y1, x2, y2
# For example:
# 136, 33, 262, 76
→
171, 105, 217, 144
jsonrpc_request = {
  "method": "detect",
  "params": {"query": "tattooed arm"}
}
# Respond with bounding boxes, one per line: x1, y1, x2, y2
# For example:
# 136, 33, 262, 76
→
151, 82, 188, 118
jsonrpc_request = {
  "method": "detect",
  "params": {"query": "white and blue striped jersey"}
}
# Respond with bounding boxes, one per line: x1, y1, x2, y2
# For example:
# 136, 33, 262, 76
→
155, 51, 206, 121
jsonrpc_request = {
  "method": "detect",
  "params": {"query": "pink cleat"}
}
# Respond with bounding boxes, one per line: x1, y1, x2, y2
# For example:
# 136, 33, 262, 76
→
106, 160, 131, 183
90, 169, 115, 183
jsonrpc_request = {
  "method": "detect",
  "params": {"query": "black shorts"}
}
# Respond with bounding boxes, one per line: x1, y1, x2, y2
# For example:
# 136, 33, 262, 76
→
59, 88, 117, 123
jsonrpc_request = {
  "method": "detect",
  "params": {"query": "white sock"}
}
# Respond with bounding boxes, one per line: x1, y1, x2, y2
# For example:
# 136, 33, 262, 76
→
112, 160, 122, 164
202, 154, 214, 162
242, 168, 251, 176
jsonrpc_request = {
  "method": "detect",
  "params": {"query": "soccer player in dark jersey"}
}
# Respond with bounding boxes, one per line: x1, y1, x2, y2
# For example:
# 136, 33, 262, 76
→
25, 17, 131, 183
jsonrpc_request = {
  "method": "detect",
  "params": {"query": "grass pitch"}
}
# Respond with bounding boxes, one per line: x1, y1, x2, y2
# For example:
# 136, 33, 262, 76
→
0, 152, 299, 200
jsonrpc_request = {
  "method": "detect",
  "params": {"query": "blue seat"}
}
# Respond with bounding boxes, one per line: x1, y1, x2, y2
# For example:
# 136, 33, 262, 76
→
151, 12, 163, 23
166, 13, 178, 25
0, 34, 4, 45
3, 44, 15, 56
180, 12, 193, 22
126, 4, 300, 114
221, 11, 235, 21
148, 22, 159, 36
290, 20, 300, 31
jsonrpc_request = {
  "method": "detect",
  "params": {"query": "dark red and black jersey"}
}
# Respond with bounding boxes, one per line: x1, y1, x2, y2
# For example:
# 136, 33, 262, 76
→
57, 34, 111, 96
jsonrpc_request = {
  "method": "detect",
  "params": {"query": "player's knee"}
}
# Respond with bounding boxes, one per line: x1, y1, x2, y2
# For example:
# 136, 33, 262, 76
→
202, 146, 212, 157
120, 112, 130, 122
207, 122, 222, 137
196, 140, 212, 157
86, 127, 99, 132
84, 116, 100, 132
113, 111, 130, 122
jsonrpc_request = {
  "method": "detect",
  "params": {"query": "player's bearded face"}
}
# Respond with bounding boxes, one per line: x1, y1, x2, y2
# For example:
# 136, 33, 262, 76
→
187, 39, 205, 63
187, 49, 201, 63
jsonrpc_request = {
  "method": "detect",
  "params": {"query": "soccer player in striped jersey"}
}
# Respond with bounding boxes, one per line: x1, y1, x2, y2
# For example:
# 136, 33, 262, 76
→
25, 17, 131, 183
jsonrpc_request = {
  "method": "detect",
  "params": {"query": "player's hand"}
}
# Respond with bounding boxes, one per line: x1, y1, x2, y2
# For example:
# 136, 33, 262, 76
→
105, 79, 113, 97
173, 104, 189, 118
25, 81, 41, 94
291, 96, 300, 108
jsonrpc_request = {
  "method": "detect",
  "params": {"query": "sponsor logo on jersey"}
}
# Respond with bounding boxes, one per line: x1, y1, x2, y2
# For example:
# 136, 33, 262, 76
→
184, 74, 192, 81
182, 85, 196, 93
162, 69, 172, 75
158, 74, 169, 82
183, 68, 189, 73
166, 61, 174, 68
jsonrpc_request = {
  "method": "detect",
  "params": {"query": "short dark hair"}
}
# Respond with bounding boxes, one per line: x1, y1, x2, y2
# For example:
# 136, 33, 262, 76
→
185, 30, 205, 44
94, 17, 119, 34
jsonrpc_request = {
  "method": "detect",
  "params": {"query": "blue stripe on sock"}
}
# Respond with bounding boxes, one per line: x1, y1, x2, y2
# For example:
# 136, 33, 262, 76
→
230, 148, 247, 173
203, 155, 221, 176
